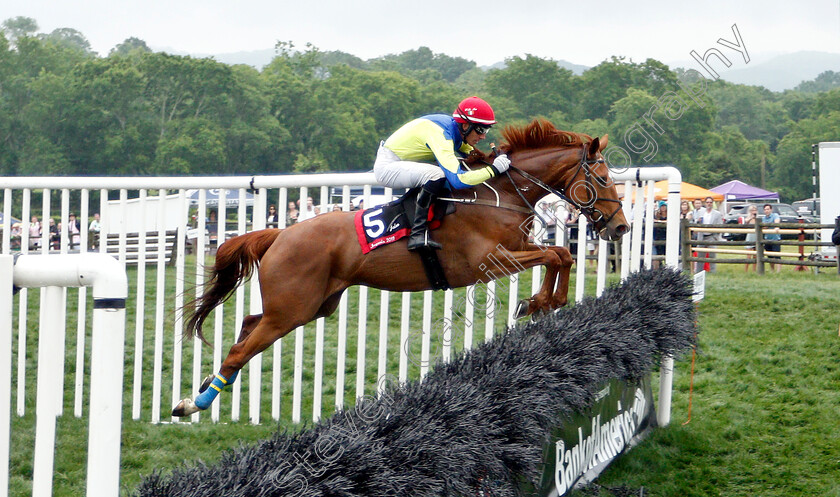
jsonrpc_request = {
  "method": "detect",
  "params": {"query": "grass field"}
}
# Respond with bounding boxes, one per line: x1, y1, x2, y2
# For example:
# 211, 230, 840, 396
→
574, 262, 840, 497
7, 253, 840, 496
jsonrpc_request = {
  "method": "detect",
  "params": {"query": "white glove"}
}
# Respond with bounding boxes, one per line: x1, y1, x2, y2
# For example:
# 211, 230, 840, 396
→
492, 154, 511, 175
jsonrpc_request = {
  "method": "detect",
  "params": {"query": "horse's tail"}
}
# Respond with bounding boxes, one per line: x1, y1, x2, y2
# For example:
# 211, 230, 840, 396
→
184, 229, 281, 344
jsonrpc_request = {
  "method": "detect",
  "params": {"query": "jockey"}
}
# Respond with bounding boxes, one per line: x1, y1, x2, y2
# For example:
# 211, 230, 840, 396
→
374, 96, 511, 251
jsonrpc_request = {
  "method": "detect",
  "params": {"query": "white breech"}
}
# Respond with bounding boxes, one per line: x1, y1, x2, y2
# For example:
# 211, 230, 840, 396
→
373, 142, 445, 189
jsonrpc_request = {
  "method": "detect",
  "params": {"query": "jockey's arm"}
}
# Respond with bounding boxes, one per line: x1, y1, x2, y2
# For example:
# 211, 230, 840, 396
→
426, 131, 497, 190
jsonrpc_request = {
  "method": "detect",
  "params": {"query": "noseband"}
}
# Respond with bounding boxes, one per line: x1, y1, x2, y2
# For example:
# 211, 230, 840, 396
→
504, 144, 624, 235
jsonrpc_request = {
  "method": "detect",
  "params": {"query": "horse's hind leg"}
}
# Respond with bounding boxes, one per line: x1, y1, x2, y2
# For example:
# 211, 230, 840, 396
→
172, 313, 303, 417
172, 281, 337, 417
237, 313, 263, 342
197, 313, 264, 394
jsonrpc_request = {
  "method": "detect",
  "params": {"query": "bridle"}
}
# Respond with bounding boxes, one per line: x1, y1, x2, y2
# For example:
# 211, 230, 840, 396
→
501, 144, 624, 236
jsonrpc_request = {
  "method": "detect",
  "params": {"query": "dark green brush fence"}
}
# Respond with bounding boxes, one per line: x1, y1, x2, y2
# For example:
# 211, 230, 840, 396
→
135, 268, 697, 497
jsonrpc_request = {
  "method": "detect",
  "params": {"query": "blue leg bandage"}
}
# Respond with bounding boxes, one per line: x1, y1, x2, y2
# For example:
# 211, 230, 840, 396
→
194, 370, 239, 410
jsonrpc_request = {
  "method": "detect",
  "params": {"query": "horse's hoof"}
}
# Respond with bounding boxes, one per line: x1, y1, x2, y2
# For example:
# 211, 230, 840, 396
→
172, 398, 200, 417
514, 299, 532, 320
198, 374, 215, 393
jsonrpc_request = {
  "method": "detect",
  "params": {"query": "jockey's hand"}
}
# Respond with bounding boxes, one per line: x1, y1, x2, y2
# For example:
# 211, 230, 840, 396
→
492, 154, 511, 175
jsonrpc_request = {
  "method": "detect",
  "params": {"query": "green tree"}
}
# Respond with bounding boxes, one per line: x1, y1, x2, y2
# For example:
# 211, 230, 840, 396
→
779, 90, 815, 122
708, 81, 791, 148
0, 16, 38, 45
795, 71, 840, 93
72, 57, 155, 174
609, 87, 715, 175
369, 46, 476, 83
484, 55, 574, 121
109, 37, 151, 57
574, 57, 679, 122
772, 111, 840, 200
693, 126, 770, 188
810, 87, 840, 119
223, 64, 288, 174
42, 28, 92, 53
261, 45, 319, 160
154, 118, 226, 174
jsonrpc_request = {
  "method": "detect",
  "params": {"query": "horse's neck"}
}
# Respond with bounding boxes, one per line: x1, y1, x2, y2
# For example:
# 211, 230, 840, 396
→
462, 149, 573, 206
468, 174, 545, 206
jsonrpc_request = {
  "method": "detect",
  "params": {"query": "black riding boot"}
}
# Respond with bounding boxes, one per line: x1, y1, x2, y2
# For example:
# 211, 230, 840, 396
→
407, 179, 446, 251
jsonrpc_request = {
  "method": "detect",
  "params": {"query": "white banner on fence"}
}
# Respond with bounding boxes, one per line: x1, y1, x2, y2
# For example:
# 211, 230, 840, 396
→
819, 142, 840, 243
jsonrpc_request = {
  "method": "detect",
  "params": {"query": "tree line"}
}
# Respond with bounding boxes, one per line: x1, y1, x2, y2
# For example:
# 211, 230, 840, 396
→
2, 16, 839, 201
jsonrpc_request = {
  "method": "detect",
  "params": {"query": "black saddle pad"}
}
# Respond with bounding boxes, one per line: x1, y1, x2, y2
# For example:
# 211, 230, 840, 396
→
353, 189, 454, 254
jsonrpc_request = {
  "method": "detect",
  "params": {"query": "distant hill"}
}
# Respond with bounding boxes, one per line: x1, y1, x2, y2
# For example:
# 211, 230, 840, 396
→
163, 46, 838, 91
480, 59, 589, 75
162, 47, 277, 69
164, 45, 592, 76
674, 51, 840, 91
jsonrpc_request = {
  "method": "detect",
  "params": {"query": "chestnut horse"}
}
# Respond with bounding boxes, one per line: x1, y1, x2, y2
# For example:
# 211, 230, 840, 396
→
172, 119, 629, 417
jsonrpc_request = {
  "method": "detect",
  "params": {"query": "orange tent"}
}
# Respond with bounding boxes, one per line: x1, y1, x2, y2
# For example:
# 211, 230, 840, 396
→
617, 181, 724, 203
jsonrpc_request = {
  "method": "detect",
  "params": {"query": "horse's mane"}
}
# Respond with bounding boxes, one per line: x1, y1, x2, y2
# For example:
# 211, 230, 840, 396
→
501, 119, 592, 153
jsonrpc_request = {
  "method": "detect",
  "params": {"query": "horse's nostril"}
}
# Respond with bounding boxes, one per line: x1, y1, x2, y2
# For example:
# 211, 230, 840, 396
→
616, 224, 629, 236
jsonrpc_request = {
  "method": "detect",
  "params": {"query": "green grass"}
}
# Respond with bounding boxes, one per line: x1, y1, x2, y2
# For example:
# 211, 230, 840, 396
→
572, 264, 840, 497
8, 256, 840, 496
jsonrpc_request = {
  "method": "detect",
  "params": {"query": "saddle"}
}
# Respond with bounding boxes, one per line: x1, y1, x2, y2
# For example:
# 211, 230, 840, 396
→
354, 190, 455, 254
354, 190, 456, 290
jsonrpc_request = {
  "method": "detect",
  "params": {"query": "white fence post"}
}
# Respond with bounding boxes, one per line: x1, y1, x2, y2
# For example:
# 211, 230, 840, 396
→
11, 254, 127, 497
0, 255, 12, 497
613, 166, 683, 426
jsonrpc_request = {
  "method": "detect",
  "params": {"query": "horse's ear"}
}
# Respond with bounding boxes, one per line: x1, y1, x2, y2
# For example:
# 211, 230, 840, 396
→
588, 137, 600, 156
599, 134, 609, 151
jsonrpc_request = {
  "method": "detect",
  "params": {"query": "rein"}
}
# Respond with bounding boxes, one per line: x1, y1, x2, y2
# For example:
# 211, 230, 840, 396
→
437, 194, 533, 214
473, 144, 625, 234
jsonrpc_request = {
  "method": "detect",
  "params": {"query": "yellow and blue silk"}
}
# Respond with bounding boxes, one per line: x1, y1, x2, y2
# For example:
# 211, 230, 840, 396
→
384, 114, 495, 189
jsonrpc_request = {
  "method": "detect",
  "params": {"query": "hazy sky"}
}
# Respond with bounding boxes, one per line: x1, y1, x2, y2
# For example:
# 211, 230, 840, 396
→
3, 0, 840, 66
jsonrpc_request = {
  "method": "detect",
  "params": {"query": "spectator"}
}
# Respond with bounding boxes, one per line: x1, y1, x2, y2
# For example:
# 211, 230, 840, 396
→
743, 204, 758, 272
832, 215, 840, 246
762, 203, 782, 273
696, 197, 722, 273
332, 204, 342, 212
88, 213, 101, 250
68, 212, 81, 249
567, 206, 580, 255
48, 218, 59, 250
286, 201, 299, 225
10, 222, 22, 250
207, 211, 219, 247
266, 204, 278, 228
679, 200, 692, 220
691, 198, 704, 222
653, 201, 668, 268
298, 197, 317, 222
29, 216, 41, 249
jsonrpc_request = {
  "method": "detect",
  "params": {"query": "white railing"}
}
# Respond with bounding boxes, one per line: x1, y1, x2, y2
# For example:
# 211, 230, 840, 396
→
0, 254, 127, 497
0, 168, 681, 491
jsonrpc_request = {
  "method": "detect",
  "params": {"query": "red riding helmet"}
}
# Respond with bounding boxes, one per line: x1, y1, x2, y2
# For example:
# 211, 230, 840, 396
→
453, 96, 496, 126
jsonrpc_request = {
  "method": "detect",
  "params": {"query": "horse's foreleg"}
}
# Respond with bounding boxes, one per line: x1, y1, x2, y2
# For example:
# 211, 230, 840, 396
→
482, 245, 562, 318
544, 246, 574, 308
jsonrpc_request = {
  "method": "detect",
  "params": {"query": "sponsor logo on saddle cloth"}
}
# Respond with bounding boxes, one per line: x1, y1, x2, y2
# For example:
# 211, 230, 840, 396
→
353, 197, 448, 254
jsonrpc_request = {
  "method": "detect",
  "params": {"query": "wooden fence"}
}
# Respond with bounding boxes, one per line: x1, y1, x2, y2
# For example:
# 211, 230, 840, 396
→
563, 220, 839, 275
681, 220, 839, 274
